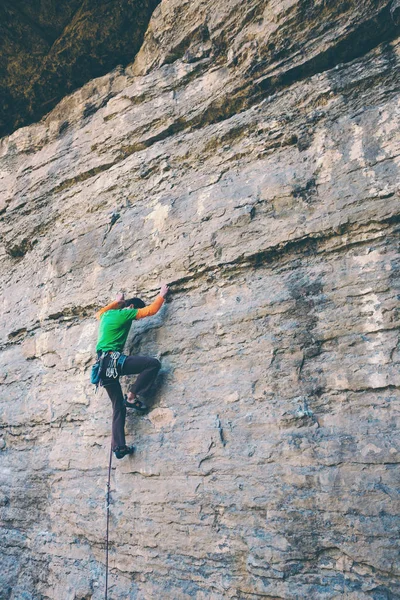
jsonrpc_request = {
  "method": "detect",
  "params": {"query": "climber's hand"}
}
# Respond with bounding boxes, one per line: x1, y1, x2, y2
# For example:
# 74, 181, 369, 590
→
160, 283, 169, 298
116, 292, 125, 305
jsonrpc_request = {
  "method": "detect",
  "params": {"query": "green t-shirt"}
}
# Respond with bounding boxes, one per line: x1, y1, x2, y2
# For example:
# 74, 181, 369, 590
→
96, 309, 138, 352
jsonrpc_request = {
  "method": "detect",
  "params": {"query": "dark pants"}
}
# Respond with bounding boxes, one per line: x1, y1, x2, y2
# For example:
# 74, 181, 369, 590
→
102, 355, 161, 449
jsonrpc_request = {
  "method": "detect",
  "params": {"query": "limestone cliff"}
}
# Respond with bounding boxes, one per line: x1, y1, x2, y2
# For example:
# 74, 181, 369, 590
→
0, 1, 400, 598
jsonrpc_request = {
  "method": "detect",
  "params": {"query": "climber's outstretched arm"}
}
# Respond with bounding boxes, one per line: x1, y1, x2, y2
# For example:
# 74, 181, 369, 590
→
135, 284, 169, 320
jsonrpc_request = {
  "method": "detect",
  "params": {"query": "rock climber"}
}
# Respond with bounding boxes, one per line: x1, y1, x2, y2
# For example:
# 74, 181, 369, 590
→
95, 284, 169, 459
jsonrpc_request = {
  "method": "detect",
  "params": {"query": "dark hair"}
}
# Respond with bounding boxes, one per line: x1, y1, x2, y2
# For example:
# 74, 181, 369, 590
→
125, 297, 145, 309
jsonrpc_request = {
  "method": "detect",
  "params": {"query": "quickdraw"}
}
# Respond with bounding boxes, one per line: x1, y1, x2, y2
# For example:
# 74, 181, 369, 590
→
105, 351, 121, 379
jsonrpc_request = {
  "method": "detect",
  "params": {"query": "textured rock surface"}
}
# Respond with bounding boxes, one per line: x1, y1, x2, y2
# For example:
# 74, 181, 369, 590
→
0, 0, 160, 137
0, 1, 400, 598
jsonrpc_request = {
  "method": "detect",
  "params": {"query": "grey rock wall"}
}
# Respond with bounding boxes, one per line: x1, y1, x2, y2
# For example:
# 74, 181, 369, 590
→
0, 1, 399, 598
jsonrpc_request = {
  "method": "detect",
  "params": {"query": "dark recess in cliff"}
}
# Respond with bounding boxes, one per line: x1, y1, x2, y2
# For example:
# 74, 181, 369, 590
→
0, 0, 160, 138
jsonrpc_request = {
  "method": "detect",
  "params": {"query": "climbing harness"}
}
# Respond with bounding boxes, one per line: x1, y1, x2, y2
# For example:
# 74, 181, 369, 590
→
91, 352, 127, 389
105, 445, 113, 600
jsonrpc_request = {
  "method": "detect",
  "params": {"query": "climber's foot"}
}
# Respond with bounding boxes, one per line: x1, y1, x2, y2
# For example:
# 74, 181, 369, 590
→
113, 445, 135, 459
124, 394, 147, 413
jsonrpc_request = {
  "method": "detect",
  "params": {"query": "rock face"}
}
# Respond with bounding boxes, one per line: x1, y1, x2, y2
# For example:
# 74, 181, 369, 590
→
1, 1, 400, 598
0, 0, 160, 137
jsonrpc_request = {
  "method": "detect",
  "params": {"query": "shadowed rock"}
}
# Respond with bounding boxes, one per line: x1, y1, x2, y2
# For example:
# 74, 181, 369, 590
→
0, 0, 160, 137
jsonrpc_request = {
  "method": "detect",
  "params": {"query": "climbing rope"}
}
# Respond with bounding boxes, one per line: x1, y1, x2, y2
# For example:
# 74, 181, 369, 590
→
105, 445, 113, 600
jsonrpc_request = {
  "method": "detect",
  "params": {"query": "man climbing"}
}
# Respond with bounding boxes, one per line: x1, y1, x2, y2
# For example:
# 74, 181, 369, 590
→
95, 284, 169, 459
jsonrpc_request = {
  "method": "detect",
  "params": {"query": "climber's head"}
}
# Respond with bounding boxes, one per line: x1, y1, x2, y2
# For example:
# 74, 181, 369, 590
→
124, 297, 145, 309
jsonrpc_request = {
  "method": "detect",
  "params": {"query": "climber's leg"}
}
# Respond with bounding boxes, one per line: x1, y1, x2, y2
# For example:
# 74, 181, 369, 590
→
103, 380, 126, 449
122, 356, 161, 398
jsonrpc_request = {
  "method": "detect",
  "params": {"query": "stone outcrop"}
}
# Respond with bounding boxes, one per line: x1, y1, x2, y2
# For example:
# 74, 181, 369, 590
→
0, 0, 160, 137
0, 1, 399, 598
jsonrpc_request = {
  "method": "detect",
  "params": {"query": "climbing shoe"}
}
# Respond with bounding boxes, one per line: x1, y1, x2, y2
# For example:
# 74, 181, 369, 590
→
113, 445, 135, 459
123, 394, 147, 413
